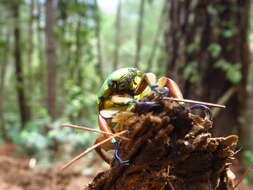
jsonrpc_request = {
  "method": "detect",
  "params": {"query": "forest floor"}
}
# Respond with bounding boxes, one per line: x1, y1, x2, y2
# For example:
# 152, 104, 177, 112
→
0, 154, 106, 190
0, 155, 252, 190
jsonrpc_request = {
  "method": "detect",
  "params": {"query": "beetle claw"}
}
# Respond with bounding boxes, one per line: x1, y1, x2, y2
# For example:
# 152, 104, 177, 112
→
158, 87, 170, 95
190, 104, 212, 120
151, 85, 169, 96
113, 142, 129, 166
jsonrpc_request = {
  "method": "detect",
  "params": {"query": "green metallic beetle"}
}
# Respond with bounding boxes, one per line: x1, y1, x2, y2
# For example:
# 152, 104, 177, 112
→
95, 67, 184, 164
61, 68, 217, 170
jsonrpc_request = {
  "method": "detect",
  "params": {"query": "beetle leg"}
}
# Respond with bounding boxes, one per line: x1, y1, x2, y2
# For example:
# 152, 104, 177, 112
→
94, 136, 113, 164
159, 77, 183, 99
95, 115, 115, 163
143, 73, 164, 94
113, 141, 129, 165
61, 130, 128, 170
111, 95, 160, 107
130, 99, 160, 107
143, 74, 178, 96
98, 114, 130, 165
98, 114, 114, 135
190, 104, 212, 120
135, 73, 157, 95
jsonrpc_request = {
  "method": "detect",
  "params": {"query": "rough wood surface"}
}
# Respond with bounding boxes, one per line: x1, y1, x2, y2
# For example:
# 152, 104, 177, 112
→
85, 93, 238, 190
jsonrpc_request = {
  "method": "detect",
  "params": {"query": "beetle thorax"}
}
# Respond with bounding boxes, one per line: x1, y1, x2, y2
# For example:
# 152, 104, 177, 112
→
108, 72, 137, 96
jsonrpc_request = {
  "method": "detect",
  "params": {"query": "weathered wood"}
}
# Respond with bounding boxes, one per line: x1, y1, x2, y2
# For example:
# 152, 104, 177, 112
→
85, 93, 238, 190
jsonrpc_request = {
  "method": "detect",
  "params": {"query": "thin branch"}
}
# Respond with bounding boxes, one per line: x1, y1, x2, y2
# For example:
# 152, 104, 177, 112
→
212, 87, 237, 118
61, 130, 128, 170
163, 97, 226, 108
62, 123, 130, 141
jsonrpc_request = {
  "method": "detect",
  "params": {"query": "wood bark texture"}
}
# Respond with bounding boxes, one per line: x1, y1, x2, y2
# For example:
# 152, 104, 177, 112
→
85, 93, 238, 190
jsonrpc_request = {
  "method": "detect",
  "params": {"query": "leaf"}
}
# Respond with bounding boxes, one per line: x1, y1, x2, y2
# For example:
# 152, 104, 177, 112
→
214, 59, 241, 84
208, 43, 221, 58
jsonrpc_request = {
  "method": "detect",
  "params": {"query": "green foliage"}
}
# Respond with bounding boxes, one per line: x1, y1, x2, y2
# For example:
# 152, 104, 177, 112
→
186, 36, 200, 54
183, 61, 200, 83
208, 43, 221, 58
214, 59, 242, 84
207, 5, 218, 16
15, 108, 97, 162
219, 20, 237, 38
220, 28, 237, 38
0, 0, 100, 163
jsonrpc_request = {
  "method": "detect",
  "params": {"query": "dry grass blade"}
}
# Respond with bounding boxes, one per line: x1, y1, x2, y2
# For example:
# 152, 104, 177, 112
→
62, 123, 130, 141
163, 97, 226, 108
61, 130, 128, 170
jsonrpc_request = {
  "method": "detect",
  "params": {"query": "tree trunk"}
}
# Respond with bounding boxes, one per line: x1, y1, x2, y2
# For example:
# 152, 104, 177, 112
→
58, 0, 68, 117
26, 0, 35, 118
236, 0, 251, 149
12, 2, 31, 127
36, 0, 47, 106
75, 14, 83, 86
45, 0, 57, 120
113, 0, 122, 70
134, 0, 146, 68
146, 0, 167, 72
165, 0, 251, 146
27, 0, 35, 88
0, 29, 11, 142
94, 0, 104, 81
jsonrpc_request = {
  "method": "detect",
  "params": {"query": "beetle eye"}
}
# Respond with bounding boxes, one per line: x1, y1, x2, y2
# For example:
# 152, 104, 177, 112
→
110, 81, 118, 89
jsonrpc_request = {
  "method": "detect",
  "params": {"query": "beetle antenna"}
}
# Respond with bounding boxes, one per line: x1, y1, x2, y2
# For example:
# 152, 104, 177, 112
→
62, 123, 130, 141
163, 97, 226, 108
61, 130, 128, 171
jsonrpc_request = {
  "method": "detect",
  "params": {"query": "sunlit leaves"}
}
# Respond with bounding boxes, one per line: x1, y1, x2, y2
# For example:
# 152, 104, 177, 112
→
214, 59, 241, 84
208, 43, 221, 58
186, 36, 200, 54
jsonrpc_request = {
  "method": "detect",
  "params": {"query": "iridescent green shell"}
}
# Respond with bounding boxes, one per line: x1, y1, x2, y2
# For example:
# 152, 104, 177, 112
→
97, 68, 142, 110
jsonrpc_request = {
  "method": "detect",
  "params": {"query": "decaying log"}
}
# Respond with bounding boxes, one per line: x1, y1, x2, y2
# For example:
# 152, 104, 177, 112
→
85, 93, 238, 190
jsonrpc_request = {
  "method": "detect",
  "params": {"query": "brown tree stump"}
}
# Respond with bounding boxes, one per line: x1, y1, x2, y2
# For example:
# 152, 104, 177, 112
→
85, 93, 238, 190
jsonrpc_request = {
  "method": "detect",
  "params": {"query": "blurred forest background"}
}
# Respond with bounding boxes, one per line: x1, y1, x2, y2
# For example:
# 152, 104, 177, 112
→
1, 0, 253, 186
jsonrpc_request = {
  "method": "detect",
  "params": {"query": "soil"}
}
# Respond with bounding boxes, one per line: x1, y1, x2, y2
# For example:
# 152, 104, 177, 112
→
0, 155, 104, 190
